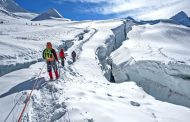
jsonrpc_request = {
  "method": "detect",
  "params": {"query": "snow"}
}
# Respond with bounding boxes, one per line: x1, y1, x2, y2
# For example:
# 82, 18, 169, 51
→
2, 61, 190, 122
0, 0, 27, 12
111, 22, 190, 107
1, 1, 190, 121
14, 12, 38, 20
0, 14, 86, 76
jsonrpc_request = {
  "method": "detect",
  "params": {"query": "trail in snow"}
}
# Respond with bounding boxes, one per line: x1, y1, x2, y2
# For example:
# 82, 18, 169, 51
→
1, 0, 190, 121
24, 25, 97, 121
27, 20, 190, 122
1, 19, 190, 122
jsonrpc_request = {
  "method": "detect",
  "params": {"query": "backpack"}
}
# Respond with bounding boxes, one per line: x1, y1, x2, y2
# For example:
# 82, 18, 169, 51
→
43, 48, 53, 60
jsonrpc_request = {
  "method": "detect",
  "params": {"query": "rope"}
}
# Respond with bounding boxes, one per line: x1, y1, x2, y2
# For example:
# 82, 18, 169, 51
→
17, 63, 46, 122
4, 93, 24, 122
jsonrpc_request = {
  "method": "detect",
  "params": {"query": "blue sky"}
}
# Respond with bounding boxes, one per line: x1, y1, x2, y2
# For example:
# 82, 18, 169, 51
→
15, 0, 190, 21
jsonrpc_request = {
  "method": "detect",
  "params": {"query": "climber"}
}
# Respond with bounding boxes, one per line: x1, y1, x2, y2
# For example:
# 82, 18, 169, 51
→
43, 42, 59, 80
71, 51, 76, 63
59, 48, 66, 67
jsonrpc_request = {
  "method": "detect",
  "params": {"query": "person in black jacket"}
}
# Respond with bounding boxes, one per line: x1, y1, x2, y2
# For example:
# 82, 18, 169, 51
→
72, 51, 76, 63
43, 42, 59, 80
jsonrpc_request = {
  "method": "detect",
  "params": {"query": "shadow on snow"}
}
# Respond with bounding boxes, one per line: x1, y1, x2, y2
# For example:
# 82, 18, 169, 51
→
0, 77, 46, 98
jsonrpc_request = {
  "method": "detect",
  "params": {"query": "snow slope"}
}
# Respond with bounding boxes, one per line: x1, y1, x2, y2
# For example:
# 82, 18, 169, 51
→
0, 0, 26, 12
1, 19, 190, 122
111, 22, 190, 107
128, 11, 190, 28
0, 0, 37, 20
0, 1, 190, 121
0, 14, 86, 76
14, 12, 38, 20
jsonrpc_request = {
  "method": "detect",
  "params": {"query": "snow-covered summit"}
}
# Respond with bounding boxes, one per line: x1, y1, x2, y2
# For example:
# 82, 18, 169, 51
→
31, 8, 63, 21
170, 11, 190, 27
0, 0, 26, 12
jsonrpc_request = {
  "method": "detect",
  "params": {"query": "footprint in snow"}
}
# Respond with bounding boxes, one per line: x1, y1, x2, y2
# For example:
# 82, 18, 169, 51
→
130, 101, 141, 107
118, 96, 125, 98
107, 93, 112, 97
51, 108, 66, 122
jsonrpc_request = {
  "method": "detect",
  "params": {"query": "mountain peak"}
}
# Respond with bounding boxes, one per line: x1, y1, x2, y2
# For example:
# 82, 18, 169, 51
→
179, 11, 186, 15
31, 8, 63, 21
0, 0, 27, 12
170, 11, 190, 27
46, 8, 63, 18
171, 11, 188, 19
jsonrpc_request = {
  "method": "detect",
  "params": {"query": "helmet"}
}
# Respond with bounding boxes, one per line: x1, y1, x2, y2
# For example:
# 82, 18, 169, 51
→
61, 48, 64, 52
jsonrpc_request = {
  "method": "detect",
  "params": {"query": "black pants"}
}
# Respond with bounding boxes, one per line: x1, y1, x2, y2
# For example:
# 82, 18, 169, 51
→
72, 57, 76, 63
60, 58, 65, 67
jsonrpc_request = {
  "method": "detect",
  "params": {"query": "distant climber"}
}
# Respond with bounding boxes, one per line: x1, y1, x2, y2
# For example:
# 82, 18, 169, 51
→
59, 48, 66, 67
71, 51, 76, 63
43, 42, 59, 80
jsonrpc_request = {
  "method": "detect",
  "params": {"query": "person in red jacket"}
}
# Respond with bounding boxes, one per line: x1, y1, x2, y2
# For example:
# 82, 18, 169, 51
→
43, 42, 59, 80
59, 48, 66, 67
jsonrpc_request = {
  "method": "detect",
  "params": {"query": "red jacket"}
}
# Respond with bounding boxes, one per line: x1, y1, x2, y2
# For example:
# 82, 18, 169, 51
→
59, 49, 65, 59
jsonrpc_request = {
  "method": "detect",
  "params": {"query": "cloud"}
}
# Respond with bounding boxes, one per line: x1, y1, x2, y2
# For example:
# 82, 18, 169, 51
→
52, 0, 110, 4
52, 0, 190, 20
137, 0, 190, 20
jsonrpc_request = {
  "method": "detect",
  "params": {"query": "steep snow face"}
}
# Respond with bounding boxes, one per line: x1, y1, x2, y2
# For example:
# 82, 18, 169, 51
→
170, 11, 190, 27
0, 0, 26, 12
31, 9, 63, 21
96, 20, 134, 81
111, 22, 190, 107
0, 0, 36, 20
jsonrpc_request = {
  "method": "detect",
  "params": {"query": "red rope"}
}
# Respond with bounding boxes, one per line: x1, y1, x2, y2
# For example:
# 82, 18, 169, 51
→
4, 93, 23, 122
17, 64, 45, 122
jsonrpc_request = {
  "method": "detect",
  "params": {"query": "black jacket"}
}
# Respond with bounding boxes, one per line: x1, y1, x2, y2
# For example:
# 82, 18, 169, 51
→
72, 51, 76, 58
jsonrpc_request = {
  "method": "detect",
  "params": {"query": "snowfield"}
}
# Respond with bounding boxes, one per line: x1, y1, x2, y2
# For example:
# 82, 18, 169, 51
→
111, 22, 190, 107
0, 14, 88, 76
0, 1, 190, 121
